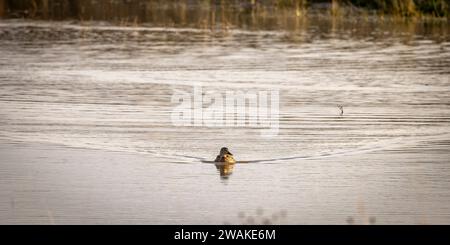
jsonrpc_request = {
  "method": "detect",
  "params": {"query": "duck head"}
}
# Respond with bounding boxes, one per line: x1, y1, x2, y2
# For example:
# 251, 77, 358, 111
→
219, 147, 233, 156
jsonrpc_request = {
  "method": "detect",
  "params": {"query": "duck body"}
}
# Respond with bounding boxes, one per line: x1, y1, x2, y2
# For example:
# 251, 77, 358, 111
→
214, 147, 236, 164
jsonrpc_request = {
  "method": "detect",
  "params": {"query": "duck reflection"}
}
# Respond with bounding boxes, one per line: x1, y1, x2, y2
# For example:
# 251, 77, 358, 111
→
215, 162, 235, 179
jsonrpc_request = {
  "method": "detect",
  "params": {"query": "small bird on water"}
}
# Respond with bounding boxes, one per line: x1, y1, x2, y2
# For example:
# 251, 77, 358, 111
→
214, 147, 236, 164
337, 105, 344, 116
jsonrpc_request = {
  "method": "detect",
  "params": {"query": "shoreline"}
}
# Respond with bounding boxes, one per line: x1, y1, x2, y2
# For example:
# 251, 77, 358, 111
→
1, 1, 448, 27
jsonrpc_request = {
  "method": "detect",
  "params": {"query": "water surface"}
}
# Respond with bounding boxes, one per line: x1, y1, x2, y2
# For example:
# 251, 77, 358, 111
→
0, 19, 449, 224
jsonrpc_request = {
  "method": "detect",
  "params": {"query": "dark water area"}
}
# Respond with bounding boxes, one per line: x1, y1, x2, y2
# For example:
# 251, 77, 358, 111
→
1, 0, 449, 39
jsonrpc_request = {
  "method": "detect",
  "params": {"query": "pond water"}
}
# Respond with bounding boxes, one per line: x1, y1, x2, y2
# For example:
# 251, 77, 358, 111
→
0, 18, 449, 224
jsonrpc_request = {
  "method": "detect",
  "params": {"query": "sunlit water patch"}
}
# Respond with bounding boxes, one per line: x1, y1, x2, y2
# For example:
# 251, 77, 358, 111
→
1, 20, 449, 163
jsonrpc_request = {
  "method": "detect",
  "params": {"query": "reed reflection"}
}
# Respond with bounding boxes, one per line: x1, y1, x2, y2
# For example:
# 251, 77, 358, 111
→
1, 0, 448, 42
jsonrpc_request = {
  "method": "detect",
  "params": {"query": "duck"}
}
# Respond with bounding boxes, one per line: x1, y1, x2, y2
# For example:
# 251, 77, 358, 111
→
214, 147, 236, 164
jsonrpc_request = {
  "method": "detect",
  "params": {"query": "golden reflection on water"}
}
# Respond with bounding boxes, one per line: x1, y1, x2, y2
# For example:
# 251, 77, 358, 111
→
1, 0, 448, 42
215, 163, 235, 180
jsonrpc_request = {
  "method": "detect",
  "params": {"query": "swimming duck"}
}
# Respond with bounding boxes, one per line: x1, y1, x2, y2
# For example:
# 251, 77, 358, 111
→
214, 147, 236, 164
